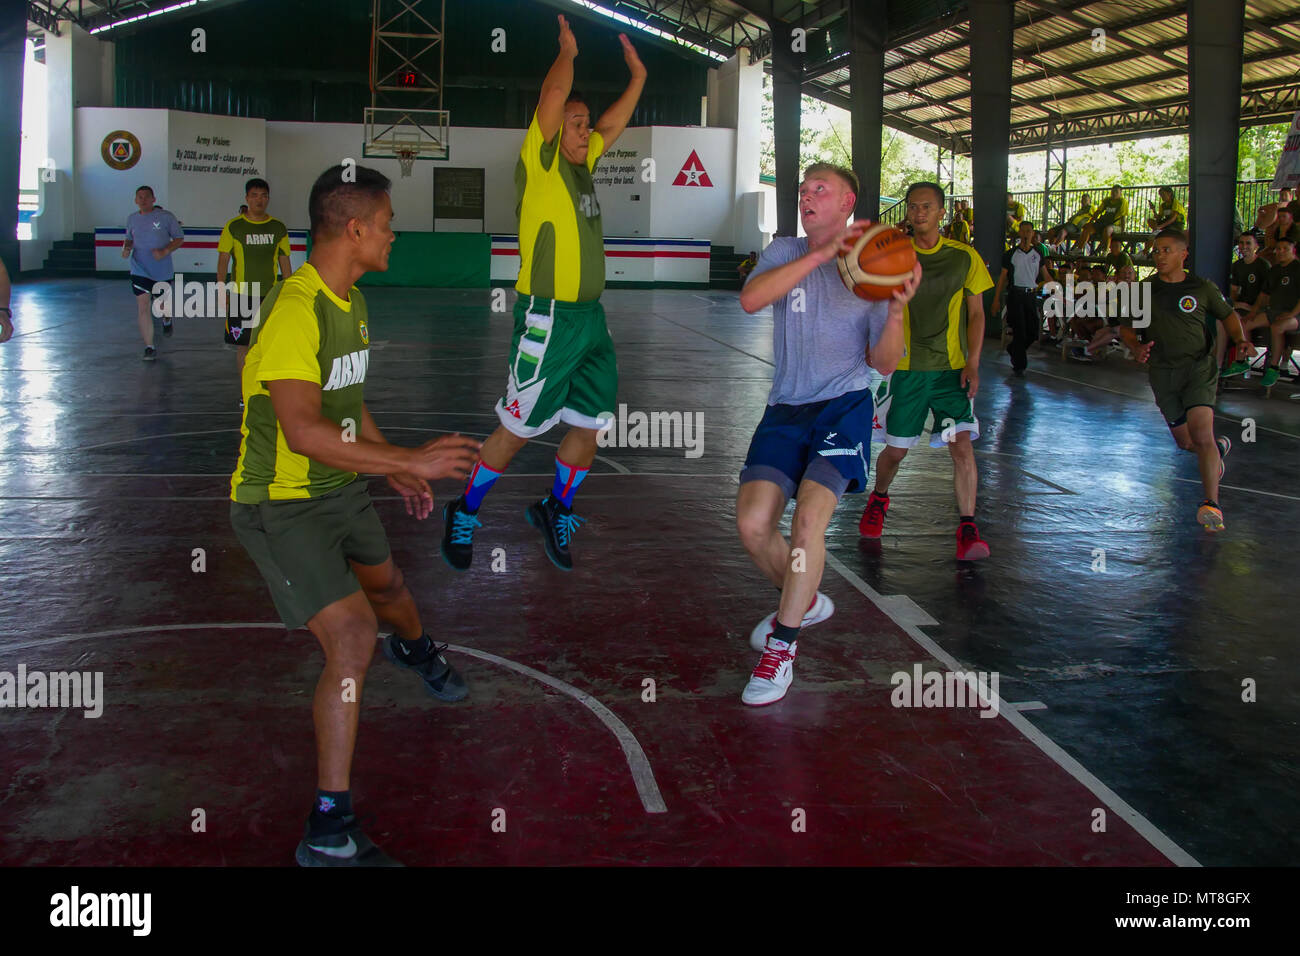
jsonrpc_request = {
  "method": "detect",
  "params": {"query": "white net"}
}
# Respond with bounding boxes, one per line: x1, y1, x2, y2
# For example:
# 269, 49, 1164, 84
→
397, 149, 416, 178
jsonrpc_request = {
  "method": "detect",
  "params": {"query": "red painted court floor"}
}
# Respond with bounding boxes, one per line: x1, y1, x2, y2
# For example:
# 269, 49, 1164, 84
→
3, 279, 1298, 866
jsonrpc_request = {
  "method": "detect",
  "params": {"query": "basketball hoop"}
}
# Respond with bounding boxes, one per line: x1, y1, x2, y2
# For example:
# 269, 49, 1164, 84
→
397, 148, 417, 178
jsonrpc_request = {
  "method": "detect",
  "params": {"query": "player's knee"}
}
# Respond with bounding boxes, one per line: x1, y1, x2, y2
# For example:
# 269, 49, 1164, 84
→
367, 567, 406, 605
790, 507, 831, 546
736, 508, 774, 550
323, 614, 379, 669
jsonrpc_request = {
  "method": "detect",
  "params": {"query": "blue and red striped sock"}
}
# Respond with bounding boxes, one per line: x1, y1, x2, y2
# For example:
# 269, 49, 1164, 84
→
463, 460, 502, 513
551, 457, 588, 509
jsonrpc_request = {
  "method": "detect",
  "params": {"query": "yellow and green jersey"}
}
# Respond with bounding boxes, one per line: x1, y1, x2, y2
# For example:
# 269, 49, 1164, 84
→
948, 216, 971, 242
899, 238, 994, 371
218, 214, 290, 295
1156, 198, 1186, 230
515, 111, 607, 303
1094, 195, 1128, 223
230, 262, 370, 503
1068, 206, 1093, 228
1007, 200, 1026, 221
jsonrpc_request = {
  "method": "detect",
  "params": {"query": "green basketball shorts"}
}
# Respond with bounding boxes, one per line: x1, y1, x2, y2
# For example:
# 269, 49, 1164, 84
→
874, 368, 979, 448
1149, 354, 1218, 427
496, 294, 618, 438
229, 479, 391, 628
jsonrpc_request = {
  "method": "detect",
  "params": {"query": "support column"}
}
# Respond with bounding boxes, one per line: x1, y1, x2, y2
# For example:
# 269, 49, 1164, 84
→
848, 0, 885, 220
770, 18, 802, 236
709, 47, 766, 252
969, 0, 1014, 292
0, 1, 26, 277
1188, 0, 1245, 289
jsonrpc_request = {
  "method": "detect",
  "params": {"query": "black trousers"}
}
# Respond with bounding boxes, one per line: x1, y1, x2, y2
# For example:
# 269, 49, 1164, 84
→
1005, 288, 1039, 371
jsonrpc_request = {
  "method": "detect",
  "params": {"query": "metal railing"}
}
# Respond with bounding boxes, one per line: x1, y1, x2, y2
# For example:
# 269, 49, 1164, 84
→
876, 179, 1281, 233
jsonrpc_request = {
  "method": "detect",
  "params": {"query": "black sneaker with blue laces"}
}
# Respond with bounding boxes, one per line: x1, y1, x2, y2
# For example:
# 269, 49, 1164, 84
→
525, 493, 584, 571
382, 633, 468, 702
440, 495, 481, 571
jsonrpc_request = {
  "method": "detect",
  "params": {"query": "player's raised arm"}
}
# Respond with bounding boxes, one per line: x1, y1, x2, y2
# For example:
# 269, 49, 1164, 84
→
740, 221, 869, 313
594, 34, 647, 150
537, 14, 579, 143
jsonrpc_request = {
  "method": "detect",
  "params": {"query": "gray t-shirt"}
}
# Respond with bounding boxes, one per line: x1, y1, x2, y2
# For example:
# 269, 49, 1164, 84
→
125, 208, 183, 281
747, 236, 890, 406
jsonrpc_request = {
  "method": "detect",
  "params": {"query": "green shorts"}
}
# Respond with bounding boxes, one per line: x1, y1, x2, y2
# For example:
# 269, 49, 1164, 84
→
229, 479, 390, 628
875, 368, 979, 448
496, 294, 618, 438
1149, 355, 1217, 427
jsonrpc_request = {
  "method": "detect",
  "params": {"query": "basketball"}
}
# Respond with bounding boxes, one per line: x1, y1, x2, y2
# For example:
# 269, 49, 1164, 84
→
836, 223, 916, 300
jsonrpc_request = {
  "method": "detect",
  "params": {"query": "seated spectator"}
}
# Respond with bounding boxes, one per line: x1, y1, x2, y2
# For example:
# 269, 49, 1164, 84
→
1083, 263, 1138, 358
1005, 192, 1026, 244
1104, 235, 1134, 274
1074, 184, 1127, 254
1220, 232, 1270, 377
1253, 186, 1295, 234
1255, 236, 1300, 387
1143, 186, 1186, 255
1052, 195, 1092, 249
1261, 205, 1300, 266
737, 250, 758, 282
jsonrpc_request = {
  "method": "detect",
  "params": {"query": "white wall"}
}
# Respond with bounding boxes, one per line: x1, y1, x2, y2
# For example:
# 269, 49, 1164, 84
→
63, 113, 748, 250
74, 107, 169, 233
166, 111, 266, 225
649, 126, 736, 241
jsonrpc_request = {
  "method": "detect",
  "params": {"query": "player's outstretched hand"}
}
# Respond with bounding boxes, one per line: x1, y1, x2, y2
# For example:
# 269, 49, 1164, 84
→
1132, 341, 1153, 364
558, 14, 578, 57
387, 472, 433, 519
408, 433, 481, 482
961, 364, 979, 399
618, 34, 646, 78
892, 261, 923, 305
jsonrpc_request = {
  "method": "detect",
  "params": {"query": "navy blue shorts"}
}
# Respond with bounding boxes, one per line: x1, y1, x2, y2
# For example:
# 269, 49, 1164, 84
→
740, 387, 874, 500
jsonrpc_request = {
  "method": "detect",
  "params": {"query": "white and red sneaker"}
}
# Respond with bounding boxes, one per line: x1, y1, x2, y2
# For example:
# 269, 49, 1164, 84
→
749, 592, 835, 652
741, 640, 798, 706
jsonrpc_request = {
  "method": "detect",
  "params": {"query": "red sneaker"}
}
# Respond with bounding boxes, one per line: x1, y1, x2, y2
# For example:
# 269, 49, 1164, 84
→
955, 520, 990, 560
859, 491, 890, 538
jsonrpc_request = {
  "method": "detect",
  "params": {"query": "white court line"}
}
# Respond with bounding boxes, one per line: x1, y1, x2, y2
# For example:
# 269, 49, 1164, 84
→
822, 551, 1200, 867
1028, 366, 1300, 441
0, 622, 667, 816
1169, 476, 1300, 502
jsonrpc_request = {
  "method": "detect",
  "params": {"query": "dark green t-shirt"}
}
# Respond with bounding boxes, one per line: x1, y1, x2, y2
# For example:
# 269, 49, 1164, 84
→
1126, 273, 1232, 368
1265, 259, 1300, 314
1229, 256, 1269, 306
1105, 250, 1134, 274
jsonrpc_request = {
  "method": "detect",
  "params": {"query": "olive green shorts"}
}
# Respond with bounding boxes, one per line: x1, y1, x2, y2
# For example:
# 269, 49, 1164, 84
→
230, 479, 390, 628
1149, 354, 1218, 427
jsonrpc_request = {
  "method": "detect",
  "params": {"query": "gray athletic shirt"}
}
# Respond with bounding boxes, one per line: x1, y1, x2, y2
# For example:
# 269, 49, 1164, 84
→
125, 208, 183, 281
747, 236, 890, 406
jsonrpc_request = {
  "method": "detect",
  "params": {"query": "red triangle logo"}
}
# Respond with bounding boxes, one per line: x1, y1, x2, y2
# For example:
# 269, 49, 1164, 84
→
672, 149, 713, 187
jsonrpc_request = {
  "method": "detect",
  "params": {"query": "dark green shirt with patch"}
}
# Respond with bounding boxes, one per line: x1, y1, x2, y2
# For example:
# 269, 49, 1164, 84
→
1229, 256, 1269, 306
1127, 273, 1232, 368
1265, 259, 1300, 314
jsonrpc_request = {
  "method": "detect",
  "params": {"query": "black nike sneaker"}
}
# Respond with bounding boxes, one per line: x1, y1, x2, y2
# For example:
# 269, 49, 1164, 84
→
382, 633, 468, 702
295, 815, 402, 867
525, 494, 585, 571
440, 495, 481, 571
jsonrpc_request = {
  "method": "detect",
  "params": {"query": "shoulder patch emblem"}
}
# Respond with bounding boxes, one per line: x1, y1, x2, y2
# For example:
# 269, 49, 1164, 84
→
1178, 295, 1197, 313
358, 318, 369, 345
